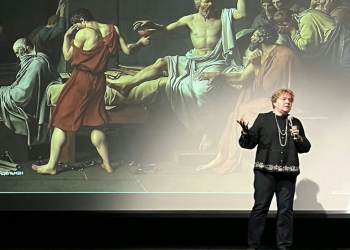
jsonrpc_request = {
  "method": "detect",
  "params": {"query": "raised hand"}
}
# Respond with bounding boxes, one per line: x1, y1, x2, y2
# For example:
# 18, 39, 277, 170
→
237, 117, 249, 134
56, 0, 64, 15
65, 24, 79, 37
59, 1, 66, 16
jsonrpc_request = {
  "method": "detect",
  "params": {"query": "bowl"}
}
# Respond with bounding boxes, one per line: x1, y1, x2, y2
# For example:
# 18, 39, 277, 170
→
138, 29, 154, 37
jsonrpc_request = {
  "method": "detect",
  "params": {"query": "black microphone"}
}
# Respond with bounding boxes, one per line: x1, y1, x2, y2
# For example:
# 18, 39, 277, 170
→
288, 115, 297, 140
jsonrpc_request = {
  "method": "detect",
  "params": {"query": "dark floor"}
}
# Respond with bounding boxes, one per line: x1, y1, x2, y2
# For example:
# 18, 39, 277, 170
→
2, 248, 349, 250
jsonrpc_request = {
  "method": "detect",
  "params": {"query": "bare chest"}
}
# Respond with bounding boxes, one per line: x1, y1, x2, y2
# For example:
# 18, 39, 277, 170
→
189, 18, 222, 37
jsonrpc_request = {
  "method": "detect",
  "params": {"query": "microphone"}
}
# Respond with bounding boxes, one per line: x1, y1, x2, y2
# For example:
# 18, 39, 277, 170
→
288, 115, 297, 140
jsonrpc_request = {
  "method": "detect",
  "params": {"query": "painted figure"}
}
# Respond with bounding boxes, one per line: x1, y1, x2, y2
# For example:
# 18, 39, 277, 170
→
196, 25, 305, 174
32, 8, 150, 175
108, 0, 247, 151
28, 0, 66, 70
0, 38, 61, 146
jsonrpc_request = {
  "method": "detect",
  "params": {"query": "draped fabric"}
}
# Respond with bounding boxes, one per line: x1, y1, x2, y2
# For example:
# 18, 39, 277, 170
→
330, 6, 350, 31
49, 24, 120, 131
284, 10, 350, 76
0, 52, 61, 146
165, 8, 243, 135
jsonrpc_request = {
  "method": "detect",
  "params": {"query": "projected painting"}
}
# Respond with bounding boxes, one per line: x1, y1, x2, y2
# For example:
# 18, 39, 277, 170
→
0, 0, 349, 213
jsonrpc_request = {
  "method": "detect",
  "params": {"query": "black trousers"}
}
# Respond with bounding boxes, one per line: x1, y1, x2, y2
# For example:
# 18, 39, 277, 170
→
248, 170, 297, 250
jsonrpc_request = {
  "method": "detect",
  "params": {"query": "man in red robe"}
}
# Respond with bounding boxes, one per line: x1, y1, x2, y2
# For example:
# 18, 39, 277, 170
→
32, 8, 150, 175
196, 25, 305, 174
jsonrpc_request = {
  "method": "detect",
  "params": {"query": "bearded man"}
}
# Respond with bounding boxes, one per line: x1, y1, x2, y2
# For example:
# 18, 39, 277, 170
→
0, 38, 62, 160
196, 25, 306, 174
108, 0, 246, 151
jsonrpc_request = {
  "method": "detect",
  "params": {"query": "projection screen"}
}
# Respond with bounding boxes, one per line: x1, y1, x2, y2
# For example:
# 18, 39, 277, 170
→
0, 0, 349, 216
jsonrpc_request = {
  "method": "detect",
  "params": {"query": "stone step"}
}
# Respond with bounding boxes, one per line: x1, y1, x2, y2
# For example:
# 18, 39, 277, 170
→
172, 149, 218, 166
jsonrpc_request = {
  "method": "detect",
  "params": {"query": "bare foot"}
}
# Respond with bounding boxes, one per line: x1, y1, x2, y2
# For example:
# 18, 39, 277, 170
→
196, 152, 224, 171
196, 159, 218, 171
107, 82, 131, 97
199, 133, 213, 151
32, 164, 39, 171
102, 163, 114, 174
32, 164, 57, 175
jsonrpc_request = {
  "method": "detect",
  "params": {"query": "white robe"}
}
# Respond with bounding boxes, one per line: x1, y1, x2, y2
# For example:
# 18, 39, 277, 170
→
165, 8, 243, 134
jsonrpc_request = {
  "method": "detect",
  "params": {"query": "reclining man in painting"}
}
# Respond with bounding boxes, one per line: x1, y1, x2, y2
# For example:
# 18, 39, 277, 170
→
107, 0, 247, 151
0, 38, 62, 161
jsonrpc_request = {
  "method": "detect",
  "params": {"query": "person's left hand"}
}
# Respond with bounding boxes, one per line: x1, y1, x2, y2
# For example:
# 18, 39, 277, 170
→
198, 72, 225, 84
290, 125, 300, 139
237, 117, 249, 134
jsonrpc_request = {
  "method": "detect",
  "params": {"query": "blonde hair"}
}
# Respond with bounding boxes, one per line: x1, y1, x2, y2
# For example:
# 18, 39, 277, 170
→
270, 89, 295, 108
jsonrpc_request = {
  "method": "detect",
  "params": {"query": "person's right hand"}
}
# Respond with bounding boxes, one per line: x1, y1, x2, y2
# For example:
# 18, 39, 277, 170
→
138, 36, 151, 46
65, 24, 78, 37
250, 49, 262, 66
237, 117, 249, 134
133, 20, 152, 30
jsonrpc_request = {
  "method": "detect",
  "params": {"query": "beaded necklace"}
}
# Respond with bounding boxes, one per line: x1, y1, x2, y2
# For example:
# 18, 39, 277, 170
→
275, 114, 288, 146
